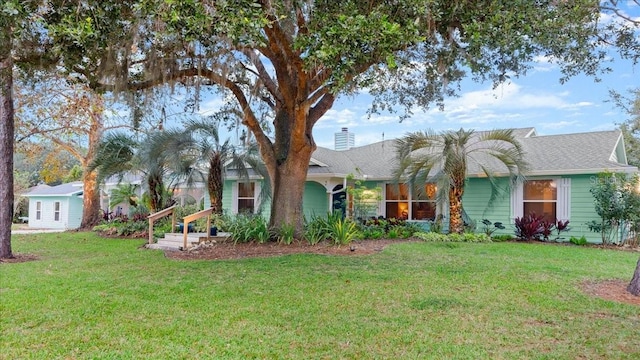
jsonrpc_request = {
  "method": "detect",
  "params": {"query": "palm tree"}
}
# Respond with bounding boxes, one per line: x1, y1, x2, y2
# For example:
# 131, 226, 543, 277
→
90, 130, 190, 213
108, 183, 139, 209
180, 118, 269, 215
394, 128, 528, 234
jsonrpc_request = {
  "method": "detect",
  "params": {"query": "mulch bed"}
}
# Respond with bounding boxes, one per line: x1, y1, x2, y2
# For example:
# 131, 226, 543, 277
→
163, 238, 419, 260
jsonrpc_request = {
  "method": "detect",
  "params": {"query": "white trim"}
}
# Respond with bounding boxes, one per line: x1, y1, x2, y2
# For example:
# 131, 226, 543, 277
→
383, 182, 438, 221
512, 178, 571, 221
309, 157, 329, 167
557, 178, 571, 221
510, 184, 523, 221
231, 183, 238, 214
53, 201, 61, 222
233, 181, 258, 214
468, 166, 639, 178
254, 181, 261, 212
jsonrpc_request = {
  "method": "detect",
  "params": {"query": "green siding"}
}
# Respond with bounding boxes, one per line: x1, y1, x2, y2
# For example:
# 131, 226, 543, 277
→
462, 177, 512, 234
303, 181, 329, 219
462, 175, 602, 242
220, 180, 233, 214
222, 179, 271, 219
256, 180, 271, 219
565, 174, 601, 243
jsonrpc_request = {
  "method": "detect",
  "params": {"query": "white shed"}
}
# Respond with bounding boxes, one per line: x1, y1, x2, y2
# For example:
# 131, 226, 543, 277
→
24, 182, 84, 230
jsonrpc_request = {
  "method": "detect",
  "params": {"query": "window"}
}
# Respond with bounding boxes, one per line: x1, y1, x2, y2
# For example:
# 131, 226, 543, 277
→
523, 180, 556, 221
54, 202, 61, 221
36, 201, 41, 220
237, 182, 255, 214
385, 183, 436, 220
512, 178, 570, 222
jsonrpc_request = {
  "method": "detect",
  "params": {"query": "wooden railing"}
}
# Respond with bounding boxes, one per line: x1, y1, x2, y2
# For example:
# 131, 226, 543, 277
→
182, 207, 214, 250
147, 205, 177, 245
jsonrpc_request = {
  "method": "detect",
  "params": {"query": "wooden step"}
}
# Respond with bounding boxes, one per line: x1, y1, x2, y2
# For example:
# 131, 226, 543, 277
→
147, 232, 231, 251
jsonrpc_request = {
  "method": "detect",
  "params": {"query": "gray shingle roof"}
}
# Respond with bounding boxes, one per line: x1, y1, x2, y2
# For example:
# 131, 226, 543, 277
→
309, 128, 637, 179
25, 182, 83, 197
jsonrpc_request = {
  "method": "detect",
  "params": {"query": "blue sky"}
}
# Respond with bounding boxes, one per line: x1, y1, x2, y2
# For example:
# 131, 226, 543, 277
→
311, 54, 638, 149
173, 4, 640, 151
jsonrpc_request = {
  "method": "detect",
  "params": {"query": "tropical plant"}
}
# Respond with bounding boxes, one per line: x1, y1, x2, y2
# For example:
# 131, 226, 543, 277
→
481, 219, 505, 237
323, 212, 358, 245
514, 212, 546, 241
181, 118, 270, 215
90, 130, 193, 213
394, 128, 528, 234
228, 214, 270, 244
569, 235, 588, 246
108, 183, 140, 209
273, 223, 295, 245
553, 220, 571, 242
304, 214, 331, 245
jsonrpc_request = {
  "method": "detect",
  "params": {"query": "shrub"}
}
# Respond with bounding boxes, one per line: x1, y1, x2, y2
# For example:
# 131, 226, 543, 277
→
416, 232, 491, 243
448, 233, 464, 242
329, 218, 359, 246
359, 226, 385, 240
428, 217, 444, 234
386, 226, 400, 239
228, 214, 270, 244
514, 212, 545, 241
304, 214, 331, 245
415, 232, 449, 242
274, 223, 295, 245
492, 234, 514, 242
569, 235, 588, 246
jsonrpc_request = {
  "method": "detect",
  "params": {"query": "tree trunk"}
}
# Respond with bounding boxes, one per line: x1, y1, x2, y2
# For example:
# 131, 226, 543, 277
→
80, 169, 101, 228
0, 44, 14, 259
269, 149, 313, 238
448, 185, 464, 234
260, 144, 317, 239
147, 174, 163, 213
628, 257, 640, 297
208, 154, 223, 214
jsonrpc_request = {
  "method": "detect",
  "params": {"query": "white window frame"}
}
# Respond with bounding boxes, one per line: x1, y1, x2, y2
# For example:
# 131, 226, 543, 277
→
54, 201, 61, 222
232, 181, 261, 214
384, 183, 437, 221
511, 178, 570, 221
36, 201, 42, 220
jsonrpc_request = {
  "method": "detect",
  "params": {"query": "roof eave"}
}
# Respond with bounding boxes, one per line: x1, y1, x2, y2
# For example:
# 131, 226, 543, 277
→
467, 167, 639, 178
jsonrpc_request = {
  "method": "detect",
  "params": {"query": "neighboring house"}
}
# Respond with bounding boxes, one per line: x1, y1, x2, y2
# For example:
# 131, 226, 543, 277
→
23, 182, 84, 230
221, 128, 638, 242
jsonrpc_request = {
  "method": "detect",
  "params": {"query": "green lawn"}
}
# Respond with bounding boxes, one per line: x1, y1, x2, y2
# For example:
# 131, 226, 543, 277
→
1, 232, 639, 359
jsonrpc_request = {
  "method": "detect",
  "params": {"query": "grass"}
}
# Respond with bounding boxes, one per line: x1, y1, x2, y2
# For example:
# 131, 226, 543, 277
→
1, 232, 639, 359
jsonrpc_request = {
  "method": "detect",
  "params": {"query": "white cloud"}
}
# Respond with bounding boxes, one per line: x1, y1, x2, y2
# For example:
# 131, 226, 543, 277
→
196, 98, 225, 116
532, 55, 558, 73
540, 120, 580, 130
315, 108, 358, 128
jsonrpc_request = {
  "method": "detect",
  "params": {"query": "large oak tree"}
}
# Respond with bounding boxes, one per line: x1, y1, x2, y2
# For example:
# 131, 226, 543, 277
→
56, 0, 637, 238
2, 1, 639, 257
115, 0, 637, 236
